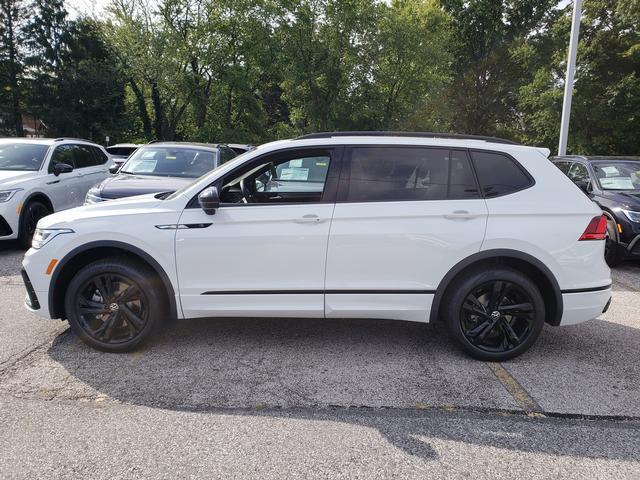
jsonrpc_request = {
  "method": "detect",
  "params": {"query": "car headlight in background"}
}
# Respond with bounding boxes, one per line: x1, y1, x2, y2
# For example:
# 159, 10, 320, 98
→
622, 210, 640, 223
0, 188, 23, 203
31, 228, 74, 249
84, 187, 105, 205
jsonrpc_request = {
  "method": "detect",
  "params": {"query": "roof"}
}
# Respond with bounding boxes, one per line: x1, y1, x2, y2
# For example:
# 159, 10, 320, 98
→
107, 143, 140, 148
0, 137, 99, 146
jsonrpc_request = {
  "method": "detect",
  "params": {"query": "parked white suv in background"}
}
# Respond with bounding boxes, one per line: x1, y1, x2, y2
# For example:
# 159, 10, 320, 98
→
0, 138, 112, 248
21, 132, 611, 360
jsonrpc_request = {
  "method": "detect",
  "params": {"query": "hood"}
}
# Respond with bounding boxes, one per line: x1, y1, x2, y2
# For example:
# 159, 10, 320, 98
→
96, 173, 195, 199
39, 193, 166, 229
599, 190, 640, 209
0, 170, 37, 186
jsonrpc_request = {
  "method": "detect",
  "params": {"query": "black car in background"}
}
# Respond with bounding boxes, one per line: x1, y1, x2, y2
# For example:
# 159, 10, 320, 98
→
85, 142, 239, 204
551, 155, 640, 266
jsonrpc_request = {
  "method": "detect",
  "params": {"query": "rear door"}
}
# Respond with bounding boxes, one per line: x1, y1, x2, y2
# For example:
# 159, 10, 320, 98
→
73, 144, 110, 203
325, 146, 488, 322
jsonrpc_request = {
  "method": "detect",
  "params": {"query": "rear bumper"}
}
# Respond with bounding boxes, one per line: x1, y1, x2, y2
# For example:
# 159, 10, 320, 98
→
559, 286, 612, 326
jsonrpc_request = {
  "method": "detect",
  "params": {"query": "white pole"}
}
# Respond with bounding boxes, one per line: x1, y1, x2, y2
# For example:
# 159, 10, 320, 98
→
558, 0, 583, 155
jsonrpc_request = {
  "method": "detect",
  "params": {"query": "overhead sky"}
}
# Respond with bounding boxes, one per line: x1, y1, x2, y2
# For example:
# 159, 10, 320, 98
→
66, 0, 112, 18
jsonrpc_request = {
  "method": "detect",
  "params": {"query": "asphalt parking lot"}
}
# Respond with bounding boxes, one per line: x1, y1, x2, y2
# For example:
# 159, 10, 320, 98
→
0, 243, 639, 479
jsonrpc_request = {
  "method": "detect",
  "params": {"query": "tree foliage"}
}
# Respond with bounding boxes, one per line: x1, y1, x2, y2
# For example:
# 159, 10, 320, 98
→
0, 0, 638, 155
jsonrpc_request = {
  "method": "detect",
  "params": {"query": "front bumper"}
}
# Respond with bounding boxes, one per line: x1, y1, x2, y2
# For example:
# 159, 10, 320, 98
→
0, 200, 20, 239
559, 287, 612, 326
22, 249, 55, 319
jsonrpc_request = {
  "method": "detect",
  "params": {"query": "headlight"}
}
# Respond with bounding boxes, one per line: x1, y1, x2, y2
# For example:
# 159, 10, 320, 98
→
622, 210, 640, 223
84, 187, 105, 205
31, 228, 74, 249
0, 188, 23, 203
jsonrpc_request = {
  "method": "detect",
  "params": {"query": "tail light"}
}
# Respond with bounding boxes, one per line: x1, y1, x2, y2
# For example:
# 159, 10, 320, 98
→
579, 215, 607, 241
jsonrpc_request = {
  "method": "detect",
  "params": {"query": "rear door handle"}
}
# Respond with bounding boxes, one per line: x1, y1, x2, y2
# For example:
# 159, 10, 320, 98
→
443, 210, 478, 220
295, 214, 322, 224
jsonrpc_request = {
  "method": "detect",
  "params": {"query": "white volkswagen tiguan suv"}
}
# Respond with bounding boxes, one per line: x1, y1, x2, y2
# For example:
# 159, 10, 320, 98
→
0, 138, 112, 248
22, 133, 611, 360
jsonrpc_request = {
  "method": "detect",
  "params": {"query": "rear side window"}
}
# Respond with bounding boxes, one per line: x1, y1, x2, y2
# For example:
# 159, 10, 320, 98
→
73, 145, 97, 168
470, 151, 532, 198
346, 147, 479, 202
90, 146, 109, 165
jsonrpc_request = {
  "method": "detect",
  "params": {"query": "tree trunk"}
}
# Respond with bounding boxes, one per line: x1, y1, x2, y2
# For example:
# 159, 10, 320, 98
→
129, 79, 153, 141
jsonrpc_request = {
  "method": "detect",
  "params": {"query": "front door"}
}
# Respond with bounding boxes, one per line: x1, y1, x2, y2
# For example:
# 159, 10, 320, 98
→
325, 146, 489, 322
44, 144, 83, 211
175, 147, 342, 319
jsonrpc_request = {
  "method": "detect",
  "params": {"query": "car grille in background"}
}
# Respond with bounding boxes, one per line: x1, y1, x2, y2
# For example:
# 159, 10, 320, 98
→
0, 216, 13, 237
21, 269, 40, 310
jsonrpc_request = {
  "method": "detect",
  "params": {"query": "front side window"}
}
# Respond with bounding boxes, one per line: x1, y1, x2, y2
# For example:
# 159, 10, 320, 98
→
121, 147, 217, 178
50, 145, 76, 170
471, 151, 532, 198
220, 147, 237, 164
592, 161, 640, 191
219, 153, 331, 204
554, 161, 572, 175
346, 147, 478, 202
0, 143, 49, 171
568, 163, 590, 184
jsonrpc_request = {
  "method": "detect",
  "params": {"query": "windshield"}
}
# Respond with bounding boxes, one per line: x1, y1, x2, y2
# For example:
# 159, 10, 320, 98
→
592, 161, 640, 191
120, 147, 218, 178
0, 143, 49, 171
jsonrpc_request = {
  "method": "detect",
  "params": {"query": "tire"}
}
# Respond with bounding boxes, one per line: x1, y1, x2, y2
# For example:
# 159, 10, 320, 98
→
64, 257, 168, 352
18, 200, 51, 249
604, 219, 623, 267
443, 267, 546, 361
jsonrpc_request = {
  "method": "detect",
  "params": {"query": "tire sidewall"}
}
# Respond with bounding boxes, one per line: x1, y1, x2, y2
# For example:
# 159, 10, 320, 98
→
18, 200, 50, 249
64, 259, 165, 352
445, 267, 546, 362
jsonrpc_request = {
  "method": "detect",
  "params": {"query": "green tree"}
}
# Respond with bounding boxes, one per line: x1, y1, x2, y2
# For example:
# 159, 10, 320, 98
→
0, 0, 26, 136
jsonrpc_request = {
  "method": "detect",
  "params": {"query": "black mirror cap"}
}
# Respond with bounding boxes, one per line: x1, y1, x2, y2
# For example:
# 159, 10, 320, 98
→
53, 162, 73, 176
198, 186, 220, 215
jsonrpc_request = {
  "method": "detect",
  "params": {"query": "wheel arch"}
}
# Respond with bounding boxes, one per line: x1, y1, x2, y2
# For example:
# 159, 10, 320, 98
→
430, 249, 563, 326
21, 191, 54, 215
49, 241, 178, 321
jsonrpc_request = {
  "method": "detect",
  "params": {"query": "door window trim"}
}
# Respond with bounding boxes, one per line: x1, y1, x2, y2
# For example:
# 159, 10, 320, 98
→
187, 146, 345, 208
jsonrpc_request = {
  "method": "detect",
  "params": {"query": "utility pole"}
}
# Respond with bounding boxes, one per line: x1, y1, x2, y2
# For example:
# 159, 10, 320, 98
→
558, 0, 583, 155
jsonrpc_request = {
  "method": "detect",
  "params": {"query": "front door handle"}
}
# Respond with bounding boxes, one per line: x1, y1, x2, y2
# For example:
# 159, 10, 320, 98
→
295, 214, 322, 224
443, 210, 478, 220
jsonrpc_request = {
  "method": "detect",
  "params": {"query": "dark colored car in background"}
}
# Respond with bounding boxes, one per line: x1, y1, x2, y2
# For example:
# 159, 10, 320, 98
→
85, 142, 239, 204
551, 155, 640, 266
106, 143, 140, 172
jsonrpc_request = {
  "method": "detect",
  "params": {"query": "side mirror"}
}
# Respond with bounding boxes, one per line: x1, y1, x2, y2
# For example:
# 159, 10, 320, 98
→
109, 164, 121, 174
198, 186, 220, 215
53, 163, 73, 176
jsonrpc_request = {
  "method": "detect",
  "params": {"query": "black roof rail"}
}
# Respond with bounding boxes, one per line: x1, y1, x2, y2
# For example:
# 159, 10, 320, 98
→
294, 131, 520, 145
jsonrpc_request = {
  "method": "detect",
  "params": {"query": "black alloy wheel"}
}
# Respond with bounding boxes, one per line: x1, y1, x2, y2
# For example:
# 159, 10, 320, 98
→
460, 280, 534, 354
444, 267, 545, 361
65, 257, 167, 352
73, 273, 149, 345
19, 200, 50, 249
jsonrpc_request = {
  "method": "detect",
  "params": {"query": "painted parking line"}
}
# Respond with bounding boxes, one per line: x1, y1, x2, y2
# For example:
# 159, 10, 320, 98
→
486, 362, 544, 415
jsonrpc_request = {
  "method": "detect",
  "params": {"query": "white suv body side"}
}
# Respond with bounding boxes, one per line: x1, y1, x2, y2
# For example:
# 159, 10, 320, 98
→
0, 138, 112, 241
22, 136, 611, 356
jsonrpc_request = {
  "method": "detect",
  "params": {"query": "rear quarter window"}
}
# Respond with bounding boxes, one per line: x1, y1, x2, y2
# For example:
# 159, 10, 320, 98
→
470, 151, 533, 198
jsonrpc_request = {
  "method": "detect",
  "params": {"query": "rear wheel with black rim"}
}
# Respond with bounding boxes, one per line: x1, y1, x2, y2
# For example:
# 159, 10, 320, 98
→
64, 257, 167, 352
444, 267, 546, 361
18, 200, 50, 249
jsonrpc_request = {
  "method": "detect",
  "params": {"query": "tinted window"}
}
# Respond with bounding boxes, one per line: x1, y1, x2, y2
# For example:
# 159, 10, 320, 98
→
449, 150, 480, 199
348, 147, 448, 201
73, 145, 96, 168
568, 163, 590, 183
554, 161, 572, 174
0, 143, 49, 171
471, 151, 532, 198
220, 147, 237, 164
90, 146, 109, 165
106, 146, 137, 157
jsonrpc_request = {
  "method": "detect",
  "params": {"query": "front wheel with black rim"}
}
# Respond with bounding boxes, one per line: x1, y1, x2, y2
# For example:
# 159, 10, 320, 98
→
443, 267, 546, 361
18, 200, 50, 249
64, 257, 168, 352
